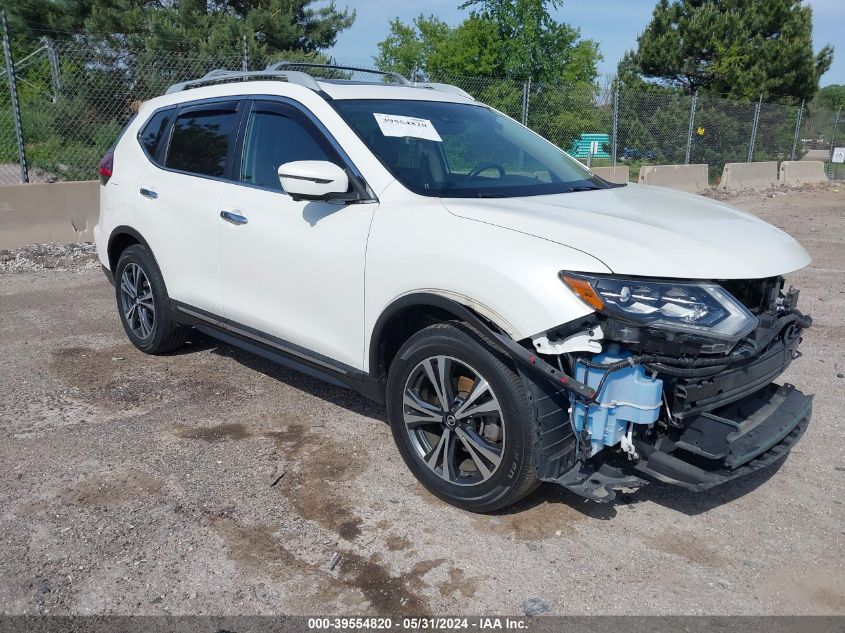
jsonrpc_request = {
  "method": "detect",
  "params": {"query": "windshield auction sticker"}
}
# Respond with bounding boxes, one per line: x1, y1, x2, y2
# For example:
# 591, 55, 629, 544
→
373, 113, 443, 142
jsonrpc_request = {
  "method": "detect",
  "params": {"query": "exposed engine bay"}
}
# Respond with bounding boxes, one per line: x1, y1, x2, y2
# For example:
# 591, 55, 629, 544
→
528, 276, 814, 502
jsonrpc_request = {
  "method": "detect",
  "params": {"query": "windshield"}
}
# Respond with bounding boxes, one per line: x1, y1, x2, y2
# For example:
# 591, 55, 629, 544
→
332, 99, 615, 198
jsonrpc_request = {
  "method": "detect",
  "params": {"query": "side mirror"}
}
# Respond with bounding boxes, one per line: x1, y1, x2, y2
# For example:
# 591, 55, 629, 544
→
278, 160, 350, 202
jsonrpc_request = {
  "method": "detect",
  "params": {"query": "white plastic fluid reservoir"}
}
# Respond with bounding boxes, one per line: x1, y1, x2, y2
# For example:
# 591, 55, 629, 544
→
571, 344, 663, 457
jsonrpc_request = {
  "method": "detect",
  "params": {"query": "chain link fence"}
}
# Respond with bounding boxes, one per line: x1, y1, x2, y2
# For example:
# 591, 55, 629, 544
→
0, 40, 842, 185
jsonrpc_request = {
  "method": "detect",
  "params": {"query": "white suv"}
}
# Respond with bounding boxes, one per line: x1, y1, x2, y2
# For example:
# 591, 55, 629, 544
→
95, 63, 814, 512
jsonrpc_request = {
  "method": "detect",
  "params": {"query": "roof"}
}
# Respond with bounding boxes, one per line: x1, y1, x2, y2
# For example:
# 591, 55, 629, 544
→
163, 63, 476, 104
313, 81, 473, 103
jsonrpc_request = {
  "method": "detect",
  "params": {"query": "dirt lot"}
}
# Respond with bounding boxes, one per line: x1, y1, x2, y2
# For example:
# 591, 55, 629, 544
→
0, 187, 843, 616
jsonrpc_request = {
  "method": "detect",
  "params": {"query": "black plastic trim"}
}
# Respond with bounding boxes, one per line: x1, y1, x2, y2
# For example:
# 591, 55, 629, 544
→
170, 300, 384, 403
106, 225, 158, 271
369, 293, 596, 400
100, 264, 114, 286
671, 336, 801, 419
635, 383, 812, 491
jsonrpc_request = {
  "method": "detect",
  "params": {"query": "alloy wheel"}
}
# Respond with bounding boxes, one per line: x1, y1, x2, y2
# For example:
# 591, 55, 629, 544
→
402, 355, 505, 486
119, 262, 156, 339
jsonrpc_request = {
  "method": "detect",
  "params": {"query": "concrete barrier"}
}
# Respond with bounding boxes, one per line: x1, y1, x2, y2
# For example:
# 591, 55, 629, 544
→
638, 164, 709, 192
719, 161, 778, 191
801, 149, 829, 161
592, 166, 630, 184
779, 161, 828, 187
0, 181, 99, 250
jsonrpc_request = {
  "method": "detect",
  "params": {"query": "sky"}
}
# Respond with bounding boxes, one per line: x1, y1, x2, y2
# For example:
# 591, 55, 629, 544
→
327, 0, 844, 87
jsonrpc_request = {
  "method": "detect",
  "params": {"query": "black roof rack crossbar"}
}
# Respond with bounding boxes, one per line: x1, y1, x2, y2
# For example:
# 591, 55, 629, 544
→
266, 61, 411, 86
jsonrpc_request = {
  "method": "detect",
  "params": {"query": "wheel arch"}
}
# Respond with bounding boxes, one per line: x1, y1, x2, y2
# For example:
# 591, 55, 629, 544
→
368, 292, 521, 383
107, 225, 155, 273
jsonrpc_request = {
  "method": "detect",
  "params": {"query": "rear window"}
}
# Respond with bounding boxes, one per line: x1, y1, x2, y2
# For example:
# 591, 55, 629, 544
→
165, 105, 241, 178
138, 108, 174, 161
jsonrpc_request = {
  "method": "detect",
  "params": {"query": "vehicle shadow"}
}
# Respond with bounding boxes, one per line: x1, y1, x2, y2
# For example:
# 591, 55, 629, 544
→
177, 329, 387, 423
638, 455, 788, 516
493, 455, 788, 520
302, 201, 344, 226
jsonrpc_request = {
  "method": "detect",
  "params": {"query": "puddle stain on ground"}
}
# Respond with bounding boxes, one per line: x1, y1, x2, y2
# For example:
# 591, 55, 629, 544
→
59, 469, 164, 507
211, 516, 438, 614
336, 554, 442, 614
16, 499, 51, 516
477, 498, 585, 541
337, 519, 363, 540
50, 345, 242, 413
386, 535, 412, 551
172, 423, 250, 442
648, 530, 725, 568
438, 567, 480, 599
262, 421, 367, 542
171, 416, 367, 543
763, 571, 845, 612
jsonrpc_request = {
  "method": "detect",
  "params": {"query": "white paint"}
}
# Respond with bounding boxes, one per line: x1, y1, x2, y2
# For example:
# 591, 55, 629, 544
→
95, 76, 812, 376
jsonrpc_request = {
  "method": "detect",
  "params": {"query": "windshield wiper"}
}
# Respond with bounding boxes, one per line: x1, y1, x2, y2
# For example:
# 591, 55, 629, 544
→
563, 185, 601, 193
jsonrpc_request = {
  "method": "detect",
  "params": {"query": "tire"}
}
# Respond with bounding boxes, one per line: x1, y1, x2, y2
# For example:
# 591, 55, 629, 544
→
386, 322, 540, 512
114, 244, 188, 354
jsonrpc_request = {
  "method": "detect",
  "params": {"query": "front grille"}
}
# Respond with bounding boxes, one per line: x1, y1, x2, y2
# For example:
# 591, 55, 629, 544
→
668, 332, 800, 419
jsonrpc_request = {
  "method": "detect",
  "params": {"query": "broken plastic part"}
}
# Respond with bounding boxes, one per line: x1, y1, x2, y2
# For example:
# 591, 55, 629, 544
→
533, 325, 604, 355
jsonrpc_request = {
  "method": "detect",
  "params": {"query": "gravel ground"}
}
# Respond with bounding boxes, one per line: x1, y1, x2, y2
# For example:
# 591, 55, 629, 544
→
0, 187, 843, 616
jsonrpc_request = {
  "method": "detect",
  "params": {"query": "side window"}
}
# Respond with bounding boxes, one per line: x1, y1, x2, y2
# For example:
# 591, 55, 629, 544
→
138, 108, 174, 161
240, 108, 338, 191
165, 105, 241, 178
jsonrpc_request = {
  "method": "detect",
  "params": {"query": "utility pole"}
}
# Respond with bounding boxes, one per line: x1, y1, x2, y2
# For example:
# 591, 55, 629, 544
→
242, 34, 248, 72
1, 11, 28, 183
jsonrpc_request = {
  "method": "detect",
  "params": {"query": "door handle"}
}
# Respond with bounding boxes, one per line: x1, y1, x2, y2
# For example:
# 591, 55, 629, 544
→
139, 187, 158, 199
220, 209, 248, 225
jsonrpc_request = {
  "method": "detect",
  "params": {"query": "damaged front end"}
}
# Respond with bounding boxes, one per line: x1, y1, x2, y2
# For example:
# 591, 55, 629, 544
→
528, 274, 813, 502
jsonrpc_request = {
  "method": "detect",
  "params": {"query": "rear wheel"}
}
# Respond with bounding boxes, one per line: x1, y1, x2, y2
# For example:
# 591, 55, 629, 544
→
386, 322, 539, 512
114, 244, 187, 354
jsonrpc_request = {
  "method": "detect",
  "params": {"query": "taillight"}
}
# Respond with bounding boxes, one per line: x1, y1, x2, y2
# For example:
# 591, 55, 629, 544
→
98, 150, 114, 184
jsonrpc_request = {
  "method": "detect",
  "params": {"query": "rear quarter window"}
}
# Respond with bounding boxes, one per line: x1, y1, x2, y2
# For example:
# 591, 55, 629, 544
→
138, 108, 175, 161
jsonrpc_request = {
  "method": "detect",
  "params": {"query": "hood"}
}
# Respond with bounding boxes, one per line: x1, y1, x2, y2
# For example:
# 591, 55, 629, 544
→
440, 183, 810, 280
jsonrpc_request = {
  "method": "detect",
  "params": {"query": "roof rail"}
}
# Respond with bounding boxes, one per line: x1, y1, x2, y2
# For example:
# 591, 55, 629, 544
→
413, 82, 474, 101
164, 64, 476, 102
267, 61, 411, 86
164, 68, 322, 94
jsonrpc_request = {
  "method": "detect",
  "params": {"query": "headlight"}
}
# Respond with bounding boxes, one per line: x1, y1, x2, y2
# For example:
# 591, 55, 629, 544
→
560, 272, 758, 342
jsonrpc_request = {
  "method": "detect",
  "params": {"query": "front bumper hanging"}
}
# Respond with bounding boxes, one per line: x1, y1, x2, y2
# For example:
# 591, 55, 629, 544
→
634, 382, 812, 491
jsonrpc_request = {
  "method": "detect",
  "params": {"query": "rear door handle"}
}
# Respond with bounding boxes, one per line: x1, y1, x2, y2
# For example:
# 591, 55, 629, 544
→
220, 209, 248, 225
139, 188, 158, 199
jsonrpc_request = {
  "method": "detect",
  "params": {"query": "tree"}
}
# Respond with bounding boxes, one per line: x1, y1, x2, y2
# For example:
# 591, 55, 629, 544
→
0, 0, 355, 59
619, 0, 833, 103
817, 85, 845, 111
459, 0, 599, 84
375, 1, 600, 84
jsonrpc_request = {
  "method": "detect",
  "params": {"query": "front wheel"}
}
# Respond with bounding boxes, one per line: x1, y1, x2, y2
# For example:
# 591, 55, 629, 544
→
386, 322, 540, 512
